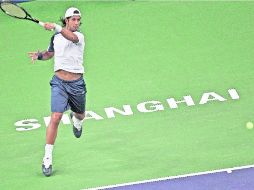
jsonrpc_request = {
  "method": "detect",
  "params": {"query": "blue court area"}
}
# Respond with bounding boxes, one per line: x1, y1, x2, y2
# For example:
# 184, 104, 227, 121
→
84, 165, 254, 190
0, 0, 30, 3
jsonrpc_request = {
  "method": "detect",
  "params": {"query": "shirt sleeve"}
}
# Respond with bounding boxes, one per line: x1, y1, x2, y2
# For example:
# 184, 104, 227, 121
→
47, 33, 56, 52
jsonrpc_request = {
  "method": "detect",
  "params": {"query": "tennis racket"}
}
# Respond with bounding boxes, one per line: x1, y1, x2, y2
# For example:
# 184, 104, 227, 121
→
0, 2, 44, 27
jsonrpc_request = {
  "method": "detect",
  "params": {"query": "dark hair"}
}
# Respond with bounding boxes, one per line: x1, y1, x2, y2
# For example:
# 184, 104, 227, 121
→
59, 17, 82, 27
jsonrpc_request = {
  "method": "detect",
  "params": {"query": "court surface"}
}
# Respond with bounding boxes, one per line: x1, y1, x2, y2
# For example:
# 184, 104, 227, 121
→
83, 165, 254, 190
0, 1, 254, 190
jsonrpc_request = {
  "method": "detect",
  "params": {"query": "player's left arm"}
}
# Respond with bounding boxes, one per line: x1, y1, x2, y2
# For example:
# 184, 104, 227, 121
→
28, 50, 54, 64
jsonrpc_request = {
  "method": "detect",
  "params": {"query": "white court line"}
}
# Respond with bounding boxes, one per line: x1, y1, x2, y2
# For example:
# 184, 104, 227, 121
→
81, 164, 254, 190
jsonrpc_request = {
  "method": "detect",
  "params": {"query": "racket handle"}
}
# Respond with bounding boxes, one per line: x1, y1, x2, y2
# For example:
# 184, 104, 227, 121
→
38, 21, 45, 27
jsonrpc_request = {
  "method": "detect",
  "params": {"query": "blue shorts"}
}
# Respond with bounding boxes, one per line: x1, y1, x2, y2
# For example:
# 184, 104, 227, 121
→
50, 75, 87, 113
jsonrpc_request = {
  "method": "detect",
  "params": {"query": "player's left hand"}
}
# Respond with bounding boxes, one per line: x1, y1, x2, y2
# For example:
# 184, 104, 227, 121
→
28, 51, 40, 64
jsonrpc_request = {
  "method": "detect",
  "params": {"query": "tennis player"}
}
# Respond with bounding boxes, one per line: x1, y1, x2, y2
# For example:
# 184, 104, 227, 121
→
28, 7, 86, 177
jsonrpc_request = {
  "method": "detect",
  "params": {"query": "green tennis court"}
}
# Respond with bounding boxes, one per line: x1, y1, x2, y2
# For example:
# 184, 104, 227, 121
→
1, 1, 254, 190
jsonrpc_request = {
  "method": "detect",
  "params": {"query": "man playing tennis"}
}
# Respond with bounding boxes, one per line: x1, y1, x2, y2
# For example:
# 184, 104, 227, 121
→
28, 7, 86, 177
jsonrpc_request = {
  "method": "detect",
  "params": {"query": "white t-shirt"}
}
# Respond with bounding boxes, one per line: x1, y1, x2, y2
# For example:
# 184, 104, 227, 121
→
48, 31, 85, 73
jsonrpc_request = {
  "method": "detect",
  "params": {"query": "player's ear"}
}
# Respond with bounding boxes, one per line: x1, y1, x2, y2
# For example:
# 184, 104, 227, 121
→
65, 18, 69, 25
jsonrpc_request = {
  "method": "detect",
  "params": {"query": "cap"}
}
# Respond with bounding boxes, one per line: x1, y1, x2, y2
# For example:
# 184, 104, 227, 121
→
64, 7, 81, 18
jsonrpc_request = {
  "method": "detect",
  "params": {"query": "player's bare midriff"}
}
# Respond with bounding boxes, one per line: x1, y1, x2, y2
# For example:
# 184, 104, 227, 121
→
55, 70, 82, 81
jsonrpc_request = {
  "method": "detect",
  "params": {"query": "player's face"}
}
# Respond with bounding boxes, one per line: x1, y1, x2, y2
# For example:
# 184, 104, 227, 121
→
66, 16, 81, 31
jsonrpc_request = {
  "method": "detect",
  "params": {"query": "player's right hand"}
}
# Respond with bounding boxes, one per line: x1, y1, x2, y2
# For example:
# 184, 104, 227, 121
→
44, 23, 55, 31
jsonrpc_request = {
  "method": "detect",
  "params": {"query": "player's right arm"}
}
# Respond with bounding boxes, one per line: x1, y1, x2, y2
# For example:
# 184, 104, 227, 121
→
43, 22, 80, 43
28, 51, 54, 64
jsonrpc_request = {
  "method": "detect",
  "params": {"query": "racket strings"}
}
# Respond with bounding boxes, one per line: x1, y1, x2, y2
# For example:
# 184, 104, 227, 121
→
1, 3, 26, 18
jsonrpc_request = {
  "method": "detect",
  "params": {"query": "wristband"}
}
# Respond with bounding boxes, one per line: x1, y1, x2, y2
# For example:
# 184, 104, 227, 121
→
37, 52, 43, 60
54, 24, 62, 33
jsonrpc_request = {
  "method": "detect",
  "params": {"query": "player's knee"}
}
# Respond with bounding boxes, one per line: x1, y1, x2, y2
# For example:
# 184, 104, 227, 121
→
75, 112, 85, 120
51, 112, 63, 122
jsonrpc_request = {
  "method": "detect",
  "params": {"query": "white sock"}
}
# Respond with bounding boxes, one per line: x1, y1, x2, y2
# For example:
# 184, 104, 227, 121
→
72, 115, 84, 130
43, 144, 53, 168
44, 144, 53, 159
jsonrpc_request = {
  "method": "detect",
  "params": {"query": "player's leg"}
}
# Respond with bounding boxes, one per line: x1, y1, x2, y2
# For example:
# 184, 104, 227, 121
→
68, 77, 87, 138
46, 112, 63, 144
42, 112, 63, 176
42, 75, 69, 177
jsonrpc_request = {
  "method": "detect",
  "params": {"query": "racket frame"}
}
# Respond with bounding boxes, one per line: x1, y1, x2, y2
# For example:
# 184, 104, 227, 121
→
0, 2, 44, 26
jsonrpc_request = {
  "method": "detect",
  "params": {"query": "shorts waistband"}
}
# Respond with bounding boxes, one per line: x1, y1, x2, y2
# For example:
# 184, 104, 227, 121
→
53, 74, 83, 83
